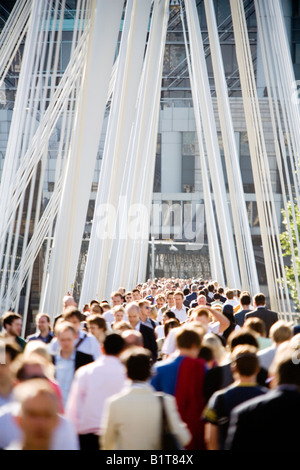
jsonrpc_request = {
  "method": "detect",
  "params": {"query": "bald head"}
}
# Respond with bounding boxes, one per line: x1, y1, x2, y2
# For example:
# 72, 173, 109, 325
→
121, 330, 144, 348
62, 295, 77, 309
125, 302, 140, 328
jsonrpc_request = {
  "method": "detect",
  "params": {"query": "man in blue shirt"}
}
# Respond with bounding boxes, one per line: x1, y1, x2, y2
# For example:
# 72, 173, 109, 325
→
27, 313, 54, 344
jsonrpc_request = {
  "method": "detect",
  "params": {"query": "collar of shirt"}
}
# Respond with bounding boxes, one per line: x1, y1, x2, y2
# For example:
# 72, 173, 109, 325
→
134, 321, 141, 331
130, 381, 154, 391
141, 318, 154, 329
37, 332, 53, 342
171, 306, 186, 313
56, 350, 76, 361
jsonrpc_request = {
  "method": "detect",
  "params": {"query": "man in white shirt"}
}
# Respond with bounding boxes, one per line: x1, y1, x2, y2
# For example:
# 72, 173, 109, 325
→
162, 306, 230, 357
223, 289, 240, 310
171, 291, 188, 323
65, 333, 127, 450
102, 291, 124, 325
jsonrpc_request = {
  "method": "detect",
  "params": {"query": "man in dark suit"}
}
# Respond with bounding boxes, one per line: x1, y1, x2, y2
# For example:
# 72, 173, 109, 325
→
245, 293, 278, 337
126, 302, 158, 362
234, 292, 252, 327
184, 284, 198, 307
226, 346, 300, 450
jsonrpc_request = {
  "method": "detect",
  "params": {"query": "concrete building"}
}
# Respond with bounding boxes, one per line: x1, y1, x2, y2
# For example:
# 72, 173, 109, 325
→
0, 0, 299, 322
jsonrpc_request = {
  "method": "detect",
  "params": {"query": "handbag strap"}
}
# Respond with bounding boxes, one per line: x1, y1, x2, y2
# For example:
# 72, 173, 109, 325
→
75, 332, 87, 350
157, 393, 169, 433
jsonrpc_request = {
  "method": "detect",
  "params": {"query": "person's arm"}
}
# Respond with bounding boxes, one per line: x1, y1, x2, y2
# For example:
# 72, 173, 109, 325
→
100, 399, 117, 450
204, 422, 219, 450
206, 306, 230, 334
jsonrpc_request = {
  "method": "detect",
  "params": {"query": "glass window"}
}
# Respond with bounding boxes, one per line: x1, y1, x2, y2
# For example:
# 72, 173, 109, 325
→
182, 132, 196, 192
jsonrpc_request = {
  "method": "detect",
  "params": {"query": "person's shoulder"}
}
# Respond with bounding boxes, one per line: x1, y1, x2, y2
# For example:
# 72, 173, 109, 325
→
74, 356, 97, 375
245, 309, 256, 318
153, 355, 178, 370
140, 323, 154, 333
26, 333, 38, 341
232, 388, 275, 417
105, 385, 131, 406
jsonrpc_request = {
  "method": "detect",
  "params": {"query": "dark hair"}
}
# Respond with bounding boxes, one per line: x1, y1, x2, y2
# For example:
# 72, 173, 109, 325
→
199, 345, 214, 363
62, 308, 83, 322
254, 293, 266, 307
183, 288, 190, 296
122, 348, 153, 381
276, 349, 300, 386
1, 339, 21, 362
225, 289, 234, 300
164, 310, 176, 320
89, 304, 104, 315
207, 284, 215, 293
1, 312, 22, 330
103, 333, 125, 356
227, 328, 259, 352
214, 293, 221, 300
87, 314, 107, 331
244, 317, 266, 337
175, 326, 203, 349
231, 345, 259, 377
222, 304, 237, 341
164, 319, 180, 337
240, 293, 251, 306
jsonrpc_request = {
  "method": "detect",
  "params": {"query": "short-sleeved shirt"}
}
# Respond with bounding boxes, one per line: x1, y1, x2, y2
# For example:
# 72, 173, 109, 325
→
202, 383, 268, 449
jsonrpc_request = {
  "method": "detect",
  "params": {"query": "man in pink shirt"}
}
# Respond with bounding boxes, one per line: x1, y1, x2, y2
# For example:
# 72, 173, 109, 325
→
65, 333, 127, 450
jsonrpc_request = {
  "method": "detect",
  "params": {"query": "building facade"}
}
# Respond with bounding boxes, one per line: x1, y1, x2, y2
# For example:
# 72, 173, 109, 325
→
0, 0, 299, 322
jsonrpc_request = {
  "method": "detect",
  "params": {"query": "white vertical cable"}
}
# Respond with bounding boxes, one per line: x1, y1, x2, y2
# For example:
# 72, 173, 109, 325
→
2, 9, 91, 314
6, 0, 55, 316
97, 0, 155, 297
0, 0, 32, 87
204, 0, 259, 295
230, 0, 291, 315
0, 0, 44, 310
184, 0, 241, 289
255, 0, 300, 317
111, 0, 170, 295
41, 0, 125, 321
180, 0, 225, 286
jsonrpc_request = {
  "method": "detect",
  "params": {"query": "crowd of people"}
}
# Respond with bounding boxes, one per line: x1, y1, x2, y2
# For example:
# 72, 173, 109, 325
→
0, 276, 300, 451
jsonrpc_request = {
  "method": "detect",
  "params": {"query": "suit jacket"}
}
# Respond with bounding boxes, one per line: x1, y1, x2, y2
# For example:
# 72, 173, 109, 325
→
245, 307, 278, 336
226, 387, 300, 450
234, 309, 251, 327
184, 292, 197, 307
139, 323, 158, 362
101, 383, 191, 450
52, 350, 94, 371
